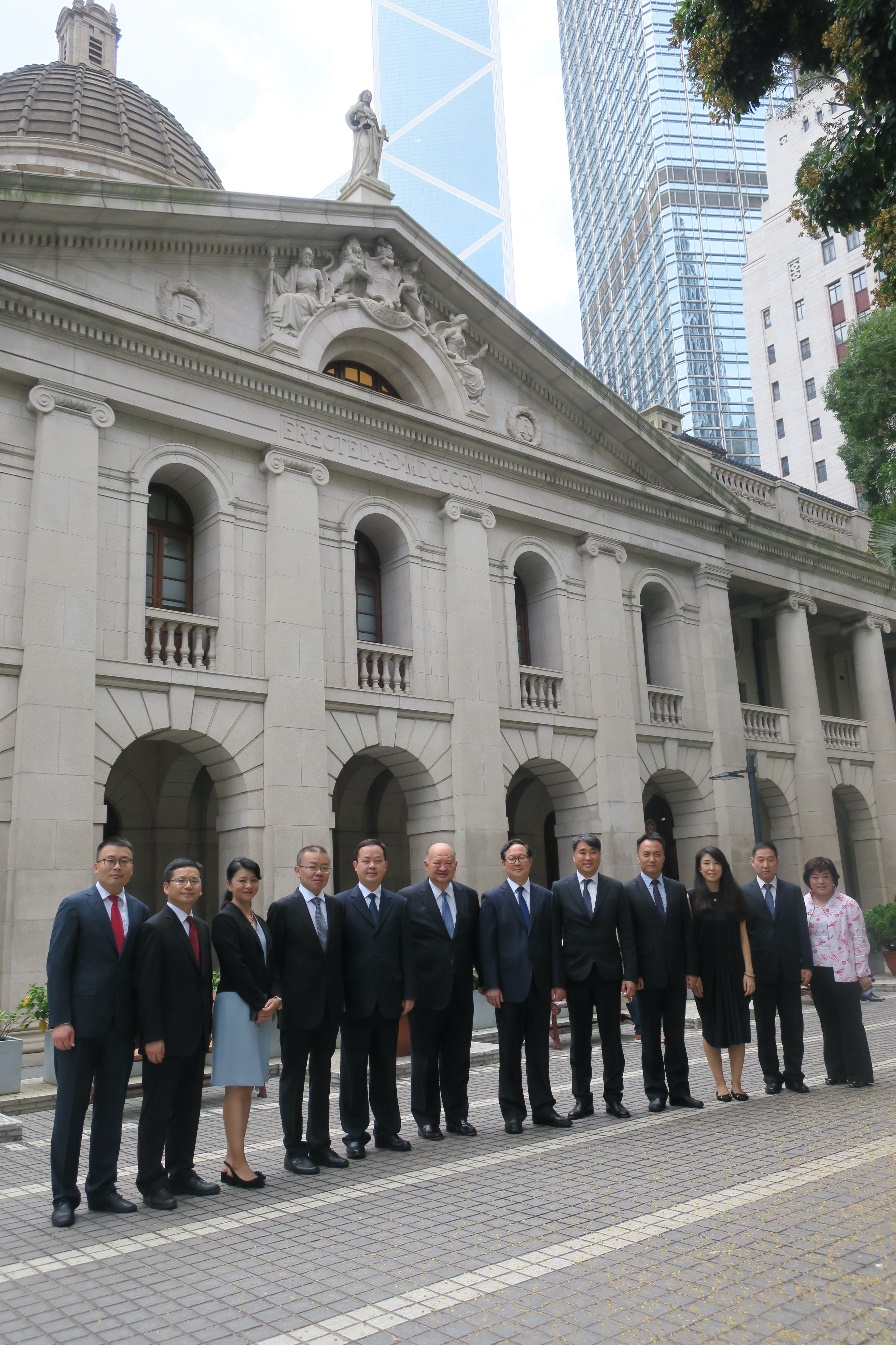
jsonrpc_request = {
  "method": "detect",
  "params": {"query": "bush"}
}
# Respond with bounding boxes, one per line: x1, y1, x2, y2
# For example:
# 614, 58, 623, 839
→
863, 900, 896, 952
17, 983, 49, 1030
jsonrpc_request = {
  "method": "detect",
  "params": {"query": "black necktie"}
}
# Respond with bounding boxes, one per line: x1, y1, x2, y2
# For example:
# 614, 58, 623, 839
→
368, 892, 378, 925
515, 886, 530, 929
582, 879, 593, 917
651, 879, 665, 920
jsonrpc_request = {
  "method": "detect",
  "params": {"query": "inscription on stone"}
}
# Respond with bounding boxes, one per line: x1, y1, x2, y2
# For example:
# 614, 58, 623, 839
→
280, 416, 482, 497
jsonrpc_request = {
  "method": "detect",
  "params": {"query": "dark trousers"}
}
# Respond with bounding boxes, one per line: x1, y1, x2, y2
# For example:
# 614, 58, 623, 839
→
753, 974, 805, 1084
339, 1008, 401, 1142
409, 980, 473, 1127
638, 984, 690, 1101
495, 985, 554, 1122
136, 1043, 206, 1192
279, 1019, 339, 1156
566, 968, 625, 1102
50, 1030, 134, 1207
810, 967, 874, 1084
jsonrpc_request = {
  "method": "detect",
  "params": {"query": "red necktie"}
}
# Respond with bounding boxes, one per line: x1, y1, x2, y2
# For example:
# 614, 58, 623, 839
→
109, 896, 125, 954
187, 913, 200, 962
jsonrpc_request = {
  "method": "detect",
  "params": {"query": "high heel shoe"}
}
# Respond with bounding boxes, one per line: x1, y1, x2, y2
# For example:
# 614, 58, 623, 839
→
220, 1160, 266, 1189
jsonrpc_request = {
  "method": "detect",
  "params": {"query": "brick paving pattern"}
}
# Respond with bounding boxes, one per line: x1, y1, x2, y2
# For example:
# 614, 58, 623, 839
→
1, 997, 894, 1344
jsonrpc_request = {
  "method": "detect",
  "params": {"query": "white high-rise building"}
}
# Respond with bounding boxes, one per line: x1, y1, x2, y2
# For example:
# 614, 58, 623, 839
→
743, 89, 875, 506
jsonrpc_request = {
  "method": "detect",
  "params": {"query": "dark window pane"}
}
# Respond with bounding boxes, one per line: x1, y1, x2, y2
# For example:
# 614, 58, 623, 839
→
148, 491, 166, 521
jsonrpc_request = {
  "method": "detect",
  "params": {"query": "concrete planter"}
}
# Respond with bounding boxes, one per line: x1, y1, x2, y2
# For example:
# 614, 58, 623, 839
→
472, 990, 495, 1030
43, 1030, 56, 1085
0, 1037, 23, 1096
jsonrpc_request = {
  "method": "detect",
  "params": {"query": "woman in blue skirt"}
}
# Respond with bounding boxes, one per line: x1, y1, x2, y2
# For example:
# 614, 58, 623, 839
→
211, 858, 279, 1189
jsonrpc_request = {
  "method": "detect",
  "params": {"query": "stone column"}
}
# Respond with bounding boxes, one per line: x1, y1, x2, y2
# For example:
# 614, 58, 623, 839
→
773, 593, 840, 867
3, 384, 113, 1002
849, 614, 896, 863
694, 564, 754, 871
439, 497, 507, 890
577, 535, 642, 876
259, 449, 331, 904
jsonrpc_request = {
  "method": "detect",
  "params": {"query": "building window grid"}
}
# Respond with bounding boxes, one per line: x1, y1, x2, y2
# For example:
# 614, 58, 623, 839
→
771, 381, 780, 401
799, 337, 811, 360
762, 308, 771, 329
805, 377, 816, 400
794, 298, 805, 321
827, 280, 843, 305
816, 459, 828, 483
354, 532, 382, 643
776, 418, 785, 440
810, 418, 822, 442
145, 486, 193, 612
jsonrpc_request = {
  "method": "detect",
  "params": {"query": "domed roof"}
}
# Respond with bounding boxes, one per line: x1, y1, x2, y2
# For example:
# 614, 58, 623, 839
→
0, 61, 222, 189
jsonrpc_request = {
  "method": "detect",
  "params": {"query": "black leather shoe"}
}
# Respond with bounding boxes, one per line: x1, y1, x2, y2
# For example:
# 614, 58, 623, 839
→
87, 1190, 137, 1214
567, 1099, 594, 1120
170, 1174, 220, 1197
533, 1109, 572, 1128
648, 1097, 666, 1113
605, 1100, 631, 1119
417, 1124, 443, 1140
311, 1148, 349, 1169
765, 1080, 783, 1094
669, 1095, 703, 1109
824, 1077, 847, 1086
848, 1079, 873, 1088
785, 1080, 810, 1093
374, 1134, 412, 1152
345, 1140, 366, 1159
142, 1187, 177, 1211
446, 1119, 477, 1136
284, 1154, 319, 1174
505, 1119, 523, 1134
51, 1200, 75, 1228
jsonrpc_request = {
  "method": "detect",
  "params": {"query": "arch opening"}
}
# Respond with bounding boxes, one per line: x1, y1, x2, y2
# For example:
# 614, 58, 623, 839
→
513, 552, 561, 672
641, 768, 716, 881
331, 747, 442, 893
506, 760, 592, 887
639, 582, 681, 689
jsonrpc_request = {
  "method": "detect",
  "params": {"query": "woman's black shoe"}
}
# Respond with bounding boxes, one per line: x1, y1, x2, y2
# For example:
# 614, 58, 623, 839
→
221, 1161, 265, 1189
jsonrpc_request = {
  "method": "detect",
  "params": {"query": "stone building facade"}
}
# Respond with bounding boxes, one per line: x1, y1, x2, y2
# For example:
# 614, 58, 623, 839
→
1, 6, 895, 1006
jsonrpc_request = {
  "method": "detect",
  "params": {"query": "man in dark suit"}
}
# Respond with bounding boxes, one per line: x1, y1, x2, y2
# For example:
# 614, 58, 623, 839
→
551, 833, 636, 1120
134, 858, 219, 1209
400, 842, 480, 1140
480, 840, 570, 1134
267, 845, 348, 1174
46, 837, 148, 1228
335, 837, 414, 1159
624, 834, 703, 1112
743, 841, 813, 1094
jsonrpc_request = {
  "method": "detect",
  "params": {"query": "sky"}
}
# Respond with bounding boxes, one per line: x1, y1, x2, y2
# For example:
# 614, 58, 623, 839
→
3, 0, 584, 360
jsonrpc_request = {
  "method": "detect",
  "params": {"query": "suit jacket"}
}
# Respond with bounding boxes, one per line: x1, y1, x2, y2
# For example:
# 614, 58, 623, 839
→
210, 901, 273, 1013
335, 885, 412, 1020
551, 870, 635, 985
742, 877, 812, 983
267, 888, 344, 1032
46, 884, 148, 1038
135, 906, 213, 1057
399, 879, 480, 1012
479, 879, 553, 1003
623, 873, 697, 989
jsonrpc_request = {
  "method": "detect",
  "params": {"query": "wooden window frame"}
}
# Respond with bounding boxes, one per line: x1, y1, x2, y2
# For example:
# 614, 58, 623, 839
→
325, 360, 400, 399
515, 574, 531, 667
355, 531, 383, 643
146, 484, 194, 612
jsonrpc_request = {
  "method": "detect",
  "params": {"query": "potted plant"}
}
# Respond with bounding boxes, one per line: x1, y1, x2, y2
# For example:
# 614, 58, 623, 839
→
15, 983, 54, 1085
863, 900, 896, 975
0, 1007, 24, 1096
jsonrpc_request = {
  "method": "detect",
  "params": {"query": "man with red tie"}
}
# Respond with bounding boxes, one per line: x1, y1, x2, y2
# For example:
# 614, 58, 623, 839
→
47, 837, 149, 1228
134, 858, 219, 1210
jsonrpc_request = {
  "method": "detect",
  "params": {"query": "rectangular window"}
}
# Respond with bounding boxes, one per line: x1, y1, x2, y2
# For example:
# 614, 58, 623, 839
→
781, 456, 790, 477
802, 117, 810, 132
846, 229, 862, 252
800, 337, 811, 360
805, 377, 816, 400
794, 299, 805, 321
822, 238, 836, 264
816, 459, 828, 483
827, 280, 843, 304
88, 36, 103, 64
776, 418, 785, 440
810, 418, 822, 441
771, 381, 781, 401
852, 268, 868, 294
852, 267, 871, 314
833, 320, 848, 344
816, 108, 824, 124
767, 344, 776, 364
762, 308, 772, 329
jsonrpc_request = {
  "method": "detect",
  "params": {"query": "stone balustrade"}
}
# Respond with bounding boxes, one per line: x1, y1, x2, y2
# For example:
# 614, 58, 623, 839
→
519, 666, 563, 711
741, 703, 790, 743
357, 642, 412, 694
145, 608, 218, 669
822, 715, 868, 753
647, 685, 683, 726
710, 460, 775, 509
799, 496, 852, 532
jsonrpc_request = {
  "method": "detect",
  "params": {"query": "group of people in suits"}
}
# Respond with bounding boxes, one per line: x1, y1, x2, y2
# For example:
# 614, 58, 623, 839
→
46, 825, 877, 1228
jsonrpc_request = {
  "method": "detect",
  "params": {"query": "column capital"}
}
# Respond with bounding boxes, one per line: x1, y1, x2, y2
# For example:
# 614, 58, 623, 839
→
766, 591, 818, 617
577, 533, 627, 564
260, 447, 329, 486
843, 612, 892, 635
438, 497, 496, 530
28, 381, 115, 428
694, 562, 732, 590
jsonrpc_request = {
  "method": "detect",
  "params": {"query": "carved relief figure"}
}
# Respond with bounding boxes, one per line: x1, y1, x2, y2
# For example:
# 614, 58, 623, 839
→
398, 260, 428, 327
267, 247, 327, 333
324, 235, 370, 300
366, 236, 402, 308
430, 313, 487, 401
346, 90, 388, 181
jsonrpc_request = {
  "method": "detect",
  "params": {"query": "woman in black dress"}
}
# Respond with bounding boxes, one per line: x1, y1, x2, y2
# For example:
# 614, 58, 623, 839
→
689, 846, 755, 1101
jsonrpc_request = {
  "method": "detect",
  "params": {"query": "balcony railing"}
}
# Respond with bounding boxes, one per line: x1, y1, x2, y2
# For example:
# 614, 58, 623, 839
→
647, 685, 683, 726
519, 666, 563, 711
357, 642, 412, 694
741, 704, 790, 744
145, 609, 218, 670
822, 715, 868, 753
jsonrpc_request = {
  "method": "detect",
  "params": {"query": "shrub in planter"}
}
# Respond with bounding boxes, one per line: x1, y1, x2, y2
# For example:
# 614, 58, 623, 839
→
863, 900, 896, 953
0, 1009, 25, 1096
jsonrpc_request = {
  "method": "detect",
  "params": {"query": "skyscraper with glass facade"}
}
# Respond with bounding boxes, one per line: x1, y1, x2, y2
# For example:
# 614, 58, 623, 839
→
557, 0, 773, 461
372, 0, 513, 297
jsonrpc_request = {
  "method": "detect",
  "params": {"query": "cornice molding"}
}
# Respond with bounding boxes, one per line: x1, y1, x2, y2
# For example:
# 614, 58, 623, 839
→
28, 380, 115, 427
694, 563, 733, 590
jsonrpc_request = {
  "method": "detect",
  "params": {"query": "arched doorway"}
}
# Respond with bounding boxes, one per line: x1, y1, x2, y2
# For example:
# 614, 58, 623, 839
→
505, 760, 592, 887
643, 791, 679, 880
754, 776, 801, 881
832, 783, 882, 907
641, 768, 715, 884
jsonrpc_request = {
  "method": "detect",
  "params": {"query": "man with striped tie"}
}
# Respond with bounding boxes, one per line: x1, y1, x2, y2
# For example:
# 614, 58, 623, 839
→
400, 843, 480, 1140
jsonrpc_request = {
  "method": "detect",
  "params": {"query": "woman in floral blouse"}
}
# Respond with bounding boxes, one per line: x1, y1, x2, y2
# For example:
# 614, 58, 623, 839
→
803, 857, 874, 1088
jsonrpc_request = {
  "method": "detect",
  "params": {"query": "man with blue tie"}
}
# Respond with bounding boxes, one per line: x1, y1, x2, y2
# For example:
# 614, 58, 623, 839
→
400, 842, 480, 1140
480, 840, 570, 1133
742, 842, 813, 1094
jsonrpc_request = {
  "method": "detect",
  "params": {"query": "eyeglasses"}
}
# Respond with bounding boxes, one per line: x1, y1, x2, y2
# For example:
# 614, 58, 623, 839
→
299, 865, 331, 875
168, 875, 201, 886
504, 855, 529, 864
98, 857, 134, 868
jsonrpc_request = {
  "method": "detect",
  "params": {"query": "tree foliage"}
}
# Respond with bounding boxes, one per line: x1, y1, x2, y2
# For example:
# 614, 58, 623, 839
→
671, 0, 896, 305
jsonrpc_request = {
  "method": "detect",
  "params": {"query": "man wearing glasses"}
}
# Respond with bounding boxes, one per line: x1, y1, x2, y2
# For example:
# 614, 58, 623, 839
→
267, 846, 348, 1174
46, 838, 148, 1228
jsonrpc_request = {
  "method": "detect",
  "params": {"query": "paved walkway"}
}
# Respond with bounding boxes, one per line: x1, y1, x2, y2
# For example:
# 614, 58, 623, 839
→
1, 995, 894, 1345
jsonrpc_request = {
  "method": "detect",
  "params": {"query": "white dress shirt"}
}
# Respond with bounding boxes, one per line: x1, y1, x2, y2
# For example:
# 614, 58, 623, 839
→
97, 882, 129, 936
166, 900, 193, 936
359, 882, 382, 914
429, 879, 456, 924
299, 884, 329, 928
640, 870, 667, 914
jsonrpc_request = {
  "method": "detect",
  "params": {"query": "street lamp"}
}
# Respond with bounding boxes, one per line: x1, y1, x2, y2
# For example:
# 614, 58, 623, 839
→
710, 751, 763, 845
